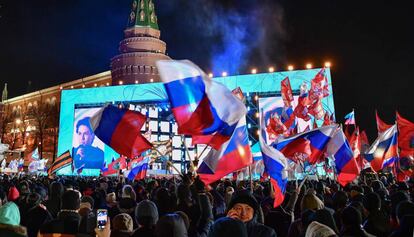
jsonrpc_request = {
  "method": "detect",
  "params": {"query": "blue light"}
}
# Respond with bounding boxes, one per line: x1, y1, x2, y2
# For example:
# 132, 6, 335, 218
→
248, 124, 251, 129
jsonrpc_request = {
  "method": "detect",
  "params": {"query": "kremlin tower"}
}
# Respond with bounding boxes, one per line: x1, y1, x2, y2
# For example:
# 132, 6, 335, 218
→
110, 0, 170, 85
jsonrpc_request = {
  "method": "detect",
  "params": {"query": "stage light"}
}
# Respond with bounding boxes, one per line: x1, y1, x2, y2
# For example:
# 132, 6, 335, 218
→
59, 86, 63, 90
106, 82, 110, 86
94, 83, 97, 87
268, 67, 275, 73
306, 63, 313, 69
208, 73, 213, 78
119, 81, 123, 85
255, 112, 259, 118
325, 62, 331, 67
150, 78, 154, 82
82, 84, 85, 88
256, 130, 260, 135
251, 68, 257, 74
135, 80, 138, 84
254, 95, 259, 101
222, 71, 228, 77
70, 85, 74, 89
288, 65, 294, 71
15, 119, 21, 125
248, 124, 251, 129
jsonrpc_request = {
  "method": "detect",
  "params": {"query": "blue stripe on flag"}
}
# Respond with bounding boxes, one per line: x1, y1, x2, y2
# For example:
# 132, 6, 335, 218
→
94, 106, 127, 145
223, 125, 249, 156
164, 76, 205, 108
334, 142, 354, 173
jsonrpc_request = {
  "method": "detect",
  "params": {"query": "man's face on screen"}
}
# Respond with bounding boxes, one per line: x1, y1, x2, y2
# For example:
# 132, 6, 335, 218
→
78, 125, 94, 146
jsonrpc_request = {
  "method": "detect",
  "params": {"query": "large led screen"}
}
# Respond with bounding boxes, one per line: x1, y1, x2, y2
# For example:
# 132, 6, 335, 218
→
57, 68, 335, 176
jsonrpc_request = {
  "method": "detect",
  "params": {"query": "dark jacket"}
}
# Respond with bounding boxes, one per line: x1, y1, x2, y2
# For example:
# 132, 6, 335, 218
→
44, 198, 62, 219
131, 226, 156, 237
208, 217, 248, 237
363, 210, 391, 237
245, 220, 277, 237
22, 206, 52, 237
39, 210, 82, 235
0, 223, 27, 237
388, 215, 414, 237
111, 229, 133, 237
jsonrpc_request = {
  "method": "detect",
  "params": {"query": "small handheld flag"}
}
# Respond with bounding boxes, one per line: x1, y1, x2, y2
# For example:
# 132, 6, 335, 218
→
344, 110, 355, 125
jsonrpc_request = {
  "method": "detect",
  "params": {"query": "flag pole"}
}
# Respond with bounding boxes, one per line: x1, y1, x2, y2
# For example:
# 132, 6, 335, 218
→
249, 165, 253, 194
181, 135, 197, 175
167, 161, 183, 176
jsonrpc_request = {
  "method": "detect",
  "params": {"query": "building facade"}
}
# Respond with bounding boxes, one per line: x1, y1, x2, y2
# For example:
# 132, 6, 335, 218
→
0, 0, 170, 164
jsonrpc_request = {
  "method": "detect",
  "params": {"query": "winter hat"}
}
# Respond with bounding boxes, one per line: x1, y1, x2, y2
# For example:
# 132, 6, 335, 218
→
305, 221, 337, 237
113, 213, 134, 232
208, 217, 248, 237
8, 186, 20, 202
80, 195, 95, 209
135, 200, 159, 226
301, 193, 325, 211
61, 190, 81, 210
155, 213, 188, 237
122, 185, 136, 200
227, 190, 259, 215
0, 202, 21, 226
106, 192, 116, 204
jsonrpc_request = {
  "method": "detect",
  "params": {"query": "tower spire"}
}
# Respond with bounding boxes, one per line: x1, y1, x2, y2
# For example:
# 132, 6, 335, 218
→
128, 0, 159, 30
110, 0, 170, 85
1, 83, 7, 102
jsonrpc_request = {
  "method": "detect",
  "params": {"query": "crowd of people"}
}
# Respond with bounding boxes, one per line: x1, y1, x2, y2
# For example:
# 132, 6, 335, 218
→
0, 172, 413, 237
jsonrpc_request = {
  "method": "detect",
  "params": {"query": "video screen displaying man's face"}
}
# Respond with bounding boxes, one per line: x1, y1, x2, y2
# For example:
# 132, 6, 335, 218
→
72, 108, 107, 171
77, 124, 94, 146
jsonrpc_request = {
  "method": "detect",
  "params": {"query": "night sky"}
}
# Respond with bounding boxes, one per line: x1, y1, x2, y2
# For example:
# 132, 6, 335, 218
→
0, 0, 413, 141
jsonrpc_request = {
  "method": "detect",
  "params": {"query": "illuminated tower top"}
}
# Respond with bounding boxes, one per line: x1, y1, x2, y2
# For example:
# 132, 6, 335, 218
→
111, 0, 171, 85
128, 0, 159, 30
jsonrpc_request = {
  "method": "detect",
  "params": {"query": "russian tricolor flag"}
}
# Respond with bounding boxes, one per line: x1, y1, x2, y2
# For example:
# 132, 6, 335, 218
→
259, 112, 288, 207
90, 105, 152, 159
365, 124, 398, 172
273, 125, 338, 164
344, 111, 355, 125
156, 60, 247, 148
326, 128, 360, 186
197, 118, 252, 185
127, 158, 149, 181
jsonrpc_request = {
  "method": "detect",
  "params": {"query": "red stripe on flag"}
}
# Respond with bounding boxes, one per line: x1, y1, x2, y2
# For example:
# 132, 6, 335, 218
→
110, 111, 152, 158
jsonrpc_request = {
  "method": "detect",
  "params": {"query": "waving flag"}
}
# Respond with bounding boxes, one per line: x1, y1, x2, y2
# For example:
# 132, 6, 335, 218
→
344, 111, 355, 125
127, 158, 149, 181
396, 112, 414, 156
102, 156, 127, 176
281, 77, 294, 107
365, 125, 398, 172
358, 130, 370, 169
157, 60, 246, 149
197, 118, 252, 185
90, 105, 152, 158
266, 113, 288, 138
309, 68, 329, 101
323, 113, 332, 126
309, 99, 325, 120
259, 113, 288, 207
326, 128, 360, 186
273, 125, 338, 164
48, 150, 72, 176
375, 111, 392, 134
